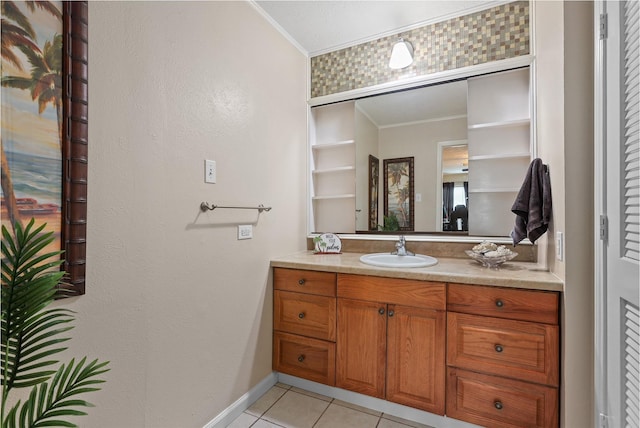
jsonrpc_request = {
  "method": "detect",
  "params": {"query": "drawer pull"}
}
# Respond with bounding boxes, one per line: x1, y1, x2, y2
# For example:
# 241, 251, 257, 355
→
378, 308, 385, 315
495, 299, 504, 308
297, 354, 305, 363
494, 401, 503, 410
388, 310, 395, 317
298, 312, 305, 319
494, 344, 504, 353
298, 279, 305, 286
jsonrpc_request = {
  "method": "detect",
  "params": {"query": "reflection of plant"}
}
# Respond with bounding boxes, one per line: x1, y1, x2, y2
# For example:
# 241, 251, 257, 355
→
1, 219, 109, 427
379, 213, 400, 231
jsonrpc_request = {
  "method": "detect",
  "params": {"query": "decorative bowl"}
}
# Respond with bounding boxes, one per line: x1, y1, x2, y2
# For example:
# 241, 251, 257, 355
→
465, 250, 518, 269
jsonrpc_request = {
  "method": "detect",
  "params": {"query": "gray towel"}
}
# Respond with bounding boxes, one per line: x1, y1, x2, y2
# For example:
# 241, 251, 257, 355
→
511, 158, 552, 245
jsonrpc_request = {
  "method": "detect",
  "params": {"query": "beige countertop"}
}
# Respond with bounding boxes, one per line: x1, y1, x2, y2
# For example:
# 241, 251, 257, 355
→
271, 251, 563, 292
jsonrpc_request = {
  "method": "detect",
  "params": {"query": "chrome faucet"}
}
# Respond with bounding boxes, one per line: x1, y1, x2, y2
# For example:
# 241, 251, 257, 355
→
392, 235, 414, 256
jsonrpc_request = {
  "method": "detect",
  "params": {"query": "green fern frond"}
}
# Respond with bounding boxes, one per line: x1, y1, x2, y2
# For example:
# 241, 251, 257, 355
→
3, 358, 109, 428
1, 220, 110, 427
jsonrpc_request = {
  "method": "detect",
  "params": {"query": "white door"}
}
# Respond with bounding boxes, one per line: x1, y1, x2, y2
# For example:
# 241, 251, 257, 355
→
597, 1, 640, 427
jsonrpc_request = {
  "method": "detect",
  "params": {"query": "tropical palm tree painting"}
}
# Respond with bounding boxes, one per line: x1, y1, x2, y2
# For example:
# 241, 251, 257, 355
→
383, 157, 414, 231
1, 1, 63, 251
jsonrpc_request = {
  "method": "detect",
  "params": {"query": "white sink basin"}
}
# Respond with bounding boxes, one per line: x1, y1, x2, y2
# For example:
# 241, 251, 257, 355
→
359, 253, 438, 268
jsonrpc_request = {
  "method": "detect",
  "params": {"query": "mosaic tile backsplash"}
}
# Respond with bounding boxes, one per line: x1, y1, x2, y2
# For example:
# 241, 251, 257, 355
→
310, 1, 529, 98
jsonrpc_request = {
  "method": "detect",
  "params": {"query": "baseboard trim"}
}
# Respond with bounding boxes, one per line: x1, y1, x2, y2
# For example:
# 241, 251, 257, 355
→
203, 372, 278, 428
277, 373, 481, 428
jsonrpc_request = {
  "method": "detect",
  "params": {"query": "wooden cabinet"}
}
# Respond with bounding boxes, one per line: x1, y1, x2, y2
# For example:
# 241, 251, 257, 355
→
446, 283, 560, 428
336, 274, 446, 414
273, 268, 337, 385
271, 266, 562, 427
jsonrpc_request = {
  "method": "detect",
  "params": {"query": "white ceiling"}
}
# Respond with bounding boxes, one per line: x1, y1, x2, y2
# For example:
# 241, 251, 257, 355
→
253, 1, 497, 55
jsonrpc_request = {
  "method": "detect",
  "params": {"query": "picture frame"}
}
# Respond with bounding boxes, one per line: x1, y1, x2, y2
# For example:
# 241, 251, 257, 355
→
1, 2, 88, 296
368, 155, 379, 230
61, 1, 89, 295
383, 157, 414, 231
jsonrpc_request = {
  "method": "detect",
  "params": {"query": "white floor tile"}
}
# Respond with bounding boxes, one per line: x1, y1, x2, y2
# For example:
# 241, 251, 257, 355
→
314, 402, 380, 428
246, 385, 288, 417
225, 412, 258, 428
262, 390, 330, 428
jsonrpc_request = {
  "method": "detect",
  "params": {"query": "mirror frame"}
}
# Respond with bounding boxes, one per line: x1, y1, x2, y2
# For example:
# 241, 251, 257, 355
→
307, 55, 534, 242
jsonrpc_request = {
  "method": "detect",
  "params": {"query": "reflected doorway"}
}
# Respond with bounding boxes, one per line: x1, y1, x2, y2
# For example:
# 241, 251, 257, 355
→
436, 141, 468, 232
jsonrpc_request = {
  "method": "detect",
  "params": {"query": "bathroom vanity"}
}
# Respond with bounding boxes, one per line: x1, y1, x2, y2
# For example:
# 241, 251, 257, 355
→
271, 252, 562, 428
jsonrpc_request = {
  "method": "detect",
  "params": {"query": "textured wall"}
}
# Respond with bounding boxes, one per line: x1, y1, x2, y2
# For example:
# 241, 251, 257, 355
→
311, 1, 529, 98
57, 2, 307, 427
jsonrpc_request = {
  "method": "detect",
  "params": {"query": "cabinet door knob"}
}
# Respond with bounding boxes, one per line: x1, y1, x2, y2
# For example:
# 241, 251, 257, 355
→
298, 279, 305, 285
298, 355, 305, 363
494, 344, 504, 353
298, 312, 305, 319
378, 308, 385, 315
495, 299, 504, 308
494, 401, 503, 410
388, 310, 395, 317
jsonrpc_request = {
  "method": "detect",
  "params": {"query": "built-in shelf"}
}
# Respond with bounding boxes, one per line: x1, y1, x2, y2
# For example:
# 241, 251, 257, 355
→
312, 194, 356, 200
312, 166, 356, 175
311, 140, 355, 150
468, 118, 530, 130
468, 153, 531, 161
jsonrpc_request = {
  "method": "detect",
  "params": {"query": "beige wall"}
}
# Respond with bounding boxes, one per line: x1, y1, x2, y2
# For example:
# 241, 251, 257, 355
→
378, 118, 467, 231
355, 107, 379, 231
53, 2, 307, 427
534, 2, 594, 427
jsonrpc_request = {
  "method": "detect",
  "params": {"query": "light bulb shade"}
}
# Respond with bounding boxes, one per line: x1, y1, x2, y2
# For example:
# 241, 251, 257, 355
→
389, 40, 414, 69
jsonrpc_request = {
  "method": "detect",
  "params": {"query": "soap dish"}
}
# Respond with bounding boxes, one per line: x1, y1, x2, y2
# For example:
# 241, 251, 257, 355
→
465, 250, 518, 269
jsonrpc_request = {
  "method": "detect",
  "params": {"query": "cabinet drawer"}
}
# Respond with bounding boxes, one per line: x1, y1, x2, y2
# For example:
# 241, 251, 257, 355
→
274, 290, 336, 341
274, 268, 336, 297
273, 332, 335, 386
447, 283, 559, 324
337, 274, 445, 310
447, 368, 558, 428
447, 312, 559, 386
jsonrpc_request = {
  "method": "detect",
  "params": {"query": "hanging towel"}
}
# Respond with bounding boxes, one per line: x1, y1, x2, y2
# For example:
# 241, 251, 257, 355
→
511, 158, 552, 245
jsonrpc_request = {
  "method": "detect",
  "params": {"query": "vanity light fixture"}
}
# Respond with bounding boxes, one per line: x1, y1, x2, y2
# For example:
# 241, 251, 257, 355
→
389, 38, 414, 69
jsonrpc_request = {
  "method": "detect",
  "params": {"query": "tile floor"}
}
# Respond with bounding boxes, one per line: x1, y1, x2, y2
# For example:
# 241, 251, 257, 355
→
226, 383, 435, 428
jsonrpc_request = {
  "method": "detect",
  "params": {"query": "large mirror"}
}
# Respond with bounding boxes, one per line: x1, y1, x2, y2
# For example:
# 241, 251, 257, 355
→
354, 79, 469, 234
311, 66, 531, 237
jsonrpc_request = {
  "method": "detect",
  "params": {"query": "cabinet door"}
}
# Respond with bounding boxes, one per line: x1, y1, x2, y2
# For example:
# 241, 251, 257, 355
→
386, 305, 446, 415
336, 298, 386, 398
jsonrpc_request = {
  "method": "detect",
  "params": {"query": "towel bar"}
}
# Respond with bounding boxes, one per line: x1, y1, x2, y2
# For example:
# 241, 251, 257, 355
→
200, 202, 272, 213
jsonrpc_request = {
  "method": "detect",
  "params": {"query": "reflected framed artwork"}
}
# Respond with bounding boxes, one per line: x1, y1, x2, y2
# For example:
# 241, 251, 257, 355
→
368, 155, 379, 230
383, 157, 414, 231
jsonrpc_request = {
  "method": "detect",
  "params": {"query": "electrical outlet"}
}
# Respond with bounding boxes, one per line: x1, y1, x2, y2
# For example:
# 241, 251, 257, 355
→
238, 225, 252, 240
205, 160, 216, 184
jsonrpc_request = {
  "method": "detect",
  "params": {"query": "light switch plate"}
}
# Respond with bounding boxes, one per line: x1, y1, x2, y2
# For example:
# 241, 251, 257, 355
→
205, 160, 216, 184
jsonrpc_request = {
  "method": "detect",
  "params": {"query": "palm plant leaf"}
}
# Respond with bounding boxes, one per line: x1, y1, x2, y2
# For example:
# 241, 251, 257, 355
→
1, 220, 74, 392
3, 358, 109, 428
